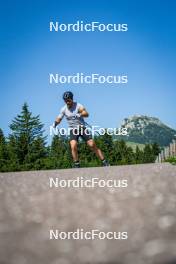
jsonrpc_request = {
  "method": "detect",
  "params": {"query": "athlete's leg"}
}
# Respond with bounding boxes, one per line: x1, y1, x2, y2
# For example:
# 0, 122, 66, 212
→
70, 140, 79, 162
86, 139, 104, 160
82, 128, 109, 166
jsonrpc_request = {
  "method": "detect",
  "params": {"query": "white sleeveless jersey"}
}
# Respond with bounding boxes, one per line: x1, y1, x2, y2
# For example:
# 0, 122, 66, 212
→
58, 102, 86, 128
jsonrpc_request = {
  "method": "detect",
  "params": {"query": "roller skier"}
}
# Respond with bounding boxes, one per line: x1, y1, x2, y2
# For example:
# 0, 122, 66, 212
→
53, 91, 109, 168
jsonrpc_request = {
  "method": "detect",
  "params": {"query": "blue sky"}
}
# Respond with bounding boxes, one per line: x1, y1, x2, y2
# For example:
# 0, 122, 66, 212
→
0, 0, 176, 140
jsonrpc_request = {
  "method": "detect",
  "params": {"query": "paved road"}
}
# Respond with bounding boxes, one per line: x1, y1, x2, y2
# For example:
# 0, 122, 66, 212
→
0, 163, 176, 264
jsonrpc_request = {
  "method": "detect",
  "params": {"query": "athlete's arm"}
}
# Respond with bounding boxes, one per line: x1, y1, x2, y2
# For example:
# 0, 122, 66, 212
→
53, 107, 64, 127
78, 106, 89, 118
54, 116, 62, 126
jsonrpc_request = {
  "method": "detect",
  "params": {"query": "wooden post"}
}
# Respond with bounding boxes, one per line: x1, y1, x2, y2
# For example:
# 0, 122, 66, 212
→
161, 150, 165, 162
158, 153, 162, 163
169, 143, 172, 157
173, 140, 176, 156
164, 147, 169, 160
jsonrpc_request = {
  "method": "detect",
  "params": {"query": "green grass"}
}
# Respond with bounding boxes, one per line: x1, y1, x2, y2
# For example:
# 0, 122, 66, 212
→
126, 141, 145, 151
165, 156, 176, 165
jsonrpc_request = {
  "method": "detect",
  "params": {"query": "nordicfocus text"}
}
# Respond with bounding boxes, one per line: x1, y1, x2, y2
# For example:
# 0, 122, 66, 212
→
50, 21, 128, 32
50, 126, 128, 137
49, 73, 128, 85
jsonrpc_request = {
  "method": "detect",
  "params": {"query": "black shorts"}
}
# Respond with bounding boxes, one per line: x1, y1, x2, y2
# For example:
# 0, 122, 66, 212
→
69, 126, 92, 142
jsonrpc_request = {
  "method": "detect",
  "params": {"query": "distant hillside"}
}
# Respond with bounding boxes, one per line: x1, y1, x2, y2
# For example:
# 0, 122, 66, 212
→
126, 141, 145, 151
119, 115, 176, 147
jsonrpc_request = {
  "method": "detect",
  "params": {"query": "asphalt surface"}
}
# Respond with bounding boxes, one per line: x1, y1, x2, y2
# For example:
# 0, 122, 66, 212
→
0, 163, 176, 264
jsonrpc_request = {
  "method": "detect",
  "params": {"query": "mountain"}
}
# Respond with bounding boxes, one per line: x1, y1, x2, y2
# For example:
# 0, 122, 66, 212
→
119, 115, 176, 147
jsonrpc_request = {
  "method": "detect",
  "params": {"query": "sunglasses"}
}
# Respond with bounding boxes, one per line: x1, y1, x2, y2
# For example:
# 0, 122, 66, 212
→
64, 99, 73, 103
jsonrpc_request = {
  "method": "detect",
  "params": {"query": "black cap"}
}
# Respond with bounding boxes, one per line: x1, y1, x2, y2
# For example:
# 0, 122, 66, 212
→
63, 91, 73, 101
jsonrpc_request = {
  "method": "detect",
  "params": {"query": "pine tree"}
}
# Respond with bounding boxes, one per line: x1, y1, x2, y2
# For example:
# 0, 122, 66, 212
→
79, 140, 98, 167
94, 133, 114, 165
9, 103, 46, 168
7, 135, 20, 171
0, 128, 8, 171
50, 135, 71, 168
125, 146, 135, 164
143, 144, 155, 163
135, 146, 143, 164
111, 140, 127, 165
152, 143, 160, 156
